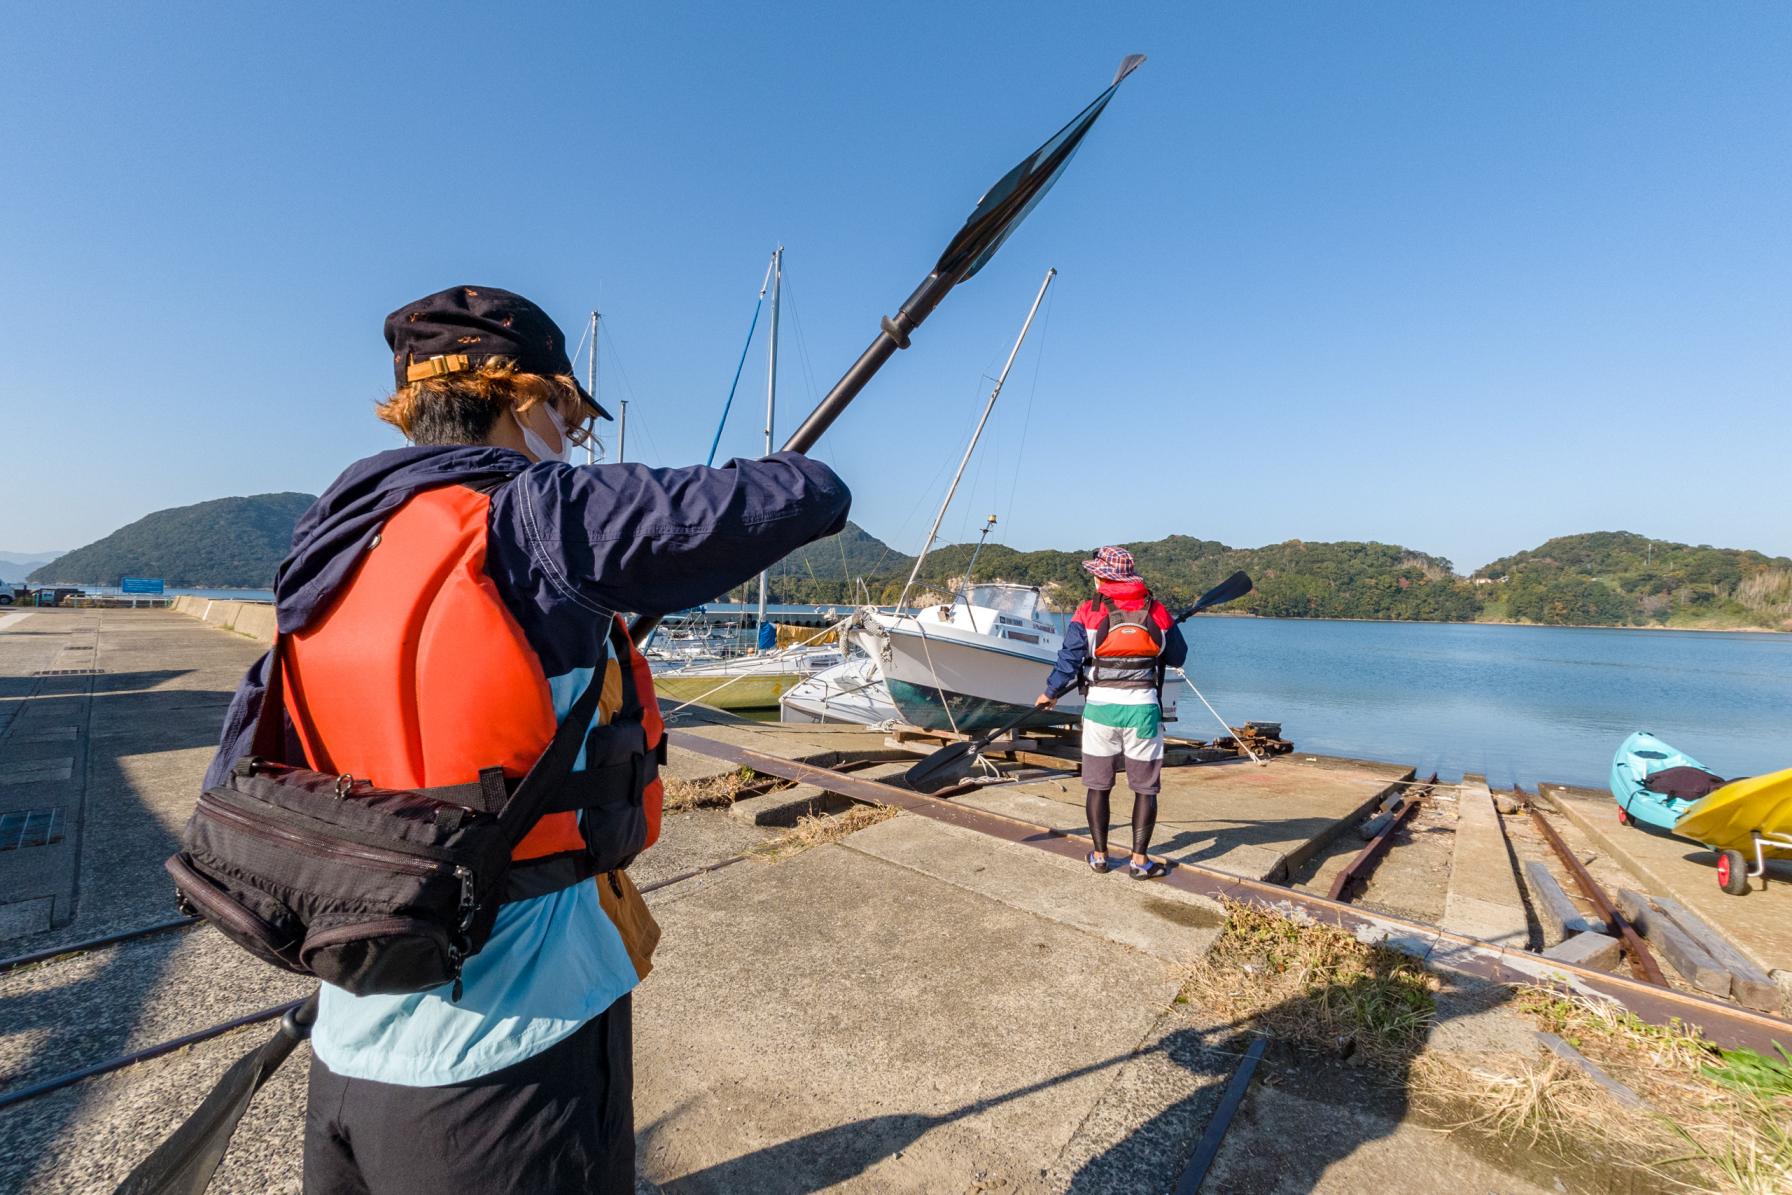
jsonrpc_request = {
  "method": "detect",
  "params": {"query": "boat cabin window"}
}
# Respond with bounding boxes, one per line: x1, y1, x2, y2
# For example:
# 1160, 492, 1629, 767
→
964, 585, 1042, 620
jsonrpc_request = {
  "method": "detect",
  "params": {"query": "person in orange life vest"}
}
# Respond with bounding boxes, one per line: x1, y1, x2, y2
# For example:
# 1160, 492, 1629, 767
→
201, 286, 849, 1194
1035, 546, 1187, 880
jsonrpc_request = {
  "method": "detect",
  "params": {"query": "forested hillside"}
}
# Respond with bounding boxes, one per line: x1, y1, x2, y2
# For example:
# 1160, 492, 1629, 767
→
30, 493, 316, 588
29, 490, 1790, 631
767, 526, 1789, 629
1473, 532, 1792, 630
771, 530, 1482, 621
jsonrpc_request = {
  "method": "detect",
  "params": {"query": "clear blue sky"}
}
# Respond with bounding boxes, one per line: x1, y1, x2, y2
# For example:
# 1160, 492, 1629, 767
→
2, 3, 1787, 572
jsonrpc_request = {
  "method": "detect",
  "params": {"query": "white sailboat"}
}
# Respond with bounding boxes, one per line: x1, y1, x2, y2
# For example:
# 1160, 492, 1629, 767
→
848, 267, 1072, 734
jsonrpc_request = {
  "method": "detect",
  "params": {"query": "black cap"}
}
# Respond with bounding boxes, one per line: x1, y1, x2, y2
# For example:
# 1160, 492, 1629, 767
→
384, 285, 610, 420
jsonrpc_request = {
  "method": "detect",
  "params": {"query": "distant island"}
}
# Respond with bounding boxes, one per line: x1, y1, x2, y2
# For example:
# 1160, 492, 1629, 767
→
29, 495, 1792, 632
30, 493, 315, 590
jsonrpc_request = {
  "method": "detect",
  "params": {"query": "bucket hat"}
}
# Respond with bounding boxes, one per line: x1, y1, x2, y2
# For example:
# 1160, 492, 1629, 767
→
1082, 545, 1142, 583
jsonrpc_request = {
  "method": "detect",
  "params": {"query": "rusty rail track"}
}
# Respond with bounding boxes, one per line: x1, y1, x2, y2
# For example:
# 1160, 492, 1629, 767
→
1523, 796, 1668, 987
1326, 774, 1433, 902
0, 843, 756, 1111
668, 731, 1792, 1054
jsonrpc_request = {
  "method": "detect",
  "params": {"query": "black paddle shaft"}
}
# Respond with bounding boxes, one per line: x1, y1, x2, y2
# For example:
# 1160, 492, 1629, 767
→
630, 57, 1145, 649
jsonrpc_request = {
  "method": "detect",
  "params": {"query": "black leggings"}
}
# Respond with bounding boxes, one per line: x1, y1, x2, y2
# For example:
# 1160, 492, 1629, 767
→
1086, 788, 1157, 857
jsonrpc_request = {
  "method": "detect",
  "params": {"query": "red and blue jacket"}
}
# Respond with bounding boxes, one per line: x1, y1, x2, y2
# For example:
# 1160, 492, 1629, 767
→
1043, 579, 1188, 700
204, 444, 848, 1085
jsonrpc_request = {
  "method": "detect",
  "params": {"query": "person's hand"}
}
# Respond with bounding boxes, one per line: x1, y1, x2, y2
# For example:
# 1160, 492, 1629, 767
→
1034, 693, 1056, 709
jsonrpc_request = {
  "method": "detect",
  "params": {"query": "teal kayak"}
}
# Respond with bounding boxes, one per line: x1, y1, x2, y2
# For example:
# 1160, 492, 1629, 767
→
1609, 731, 1714, 830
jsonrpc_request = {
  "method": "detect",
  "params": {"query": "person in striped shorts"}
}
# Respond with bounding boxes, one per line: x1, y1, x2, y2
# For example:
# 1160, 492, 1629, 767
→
1035, 546, 1188, 879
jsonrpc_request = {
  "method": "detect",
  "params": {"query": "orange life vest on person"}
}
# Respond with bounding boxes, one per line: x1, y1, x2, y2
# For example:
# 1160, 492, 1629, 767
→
282, 484, 662, 884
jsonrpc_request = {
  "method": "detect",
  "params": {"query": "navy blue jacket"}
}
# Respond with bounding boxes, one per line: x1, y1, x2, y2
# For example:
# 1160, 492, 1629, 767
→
205, 445, 849, 791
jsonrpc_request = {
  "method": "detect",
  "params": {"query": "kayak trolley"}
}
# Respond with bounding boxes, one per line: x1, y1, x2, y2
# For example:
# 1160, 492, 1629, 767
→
1716, 828, 1792, 897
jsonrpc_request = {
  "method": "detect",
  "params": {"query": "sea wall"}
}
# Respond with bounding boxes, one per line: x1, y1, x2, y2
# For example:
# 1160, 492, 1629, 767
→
170, 594, 276, 642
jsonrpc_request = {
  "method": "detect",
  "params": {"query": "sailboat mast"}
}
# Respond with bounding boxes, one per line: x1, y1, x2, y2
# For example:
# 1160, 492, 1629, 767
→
586, 311, 599, 465
895, 266, 1055, 610
758, 246, 782, 629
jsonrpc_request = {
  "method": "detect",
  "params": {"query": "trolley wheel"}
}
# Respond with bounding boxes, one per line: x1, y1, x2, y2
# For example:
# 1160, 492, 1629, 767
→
1617, 808, 1629, 826
1717, 850, 1750, 896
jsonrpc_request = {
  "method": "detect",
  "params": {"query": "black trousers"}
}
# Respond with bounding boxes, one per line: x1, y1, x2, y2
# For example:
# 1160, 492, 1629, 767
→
304, 995, 634, 1194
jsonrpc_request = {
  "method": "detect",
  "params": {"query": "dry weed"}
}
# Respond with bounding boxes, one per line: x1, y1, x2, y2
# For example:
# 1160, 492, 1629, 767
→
758, 803, 900, 860
1178, 900, 1438, 1066
661, 765, 760, 812
1411, 987, 1792, 1194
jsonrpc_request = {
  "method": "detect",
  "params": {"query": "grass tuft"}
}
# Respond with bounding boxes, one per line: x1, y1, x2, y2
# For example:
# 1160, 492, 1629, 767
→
661, 765, 761, 813
1178, 900, 1437, 1066
1411, 987, 1792, 1194
758, 803, 900, 860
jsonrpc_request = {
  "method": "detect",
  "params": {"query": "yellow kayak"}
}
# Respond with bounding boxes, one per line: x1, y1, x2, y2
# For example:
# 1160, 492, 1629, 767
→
1673, 766, 1792, 894
1675, 766, 1792, 851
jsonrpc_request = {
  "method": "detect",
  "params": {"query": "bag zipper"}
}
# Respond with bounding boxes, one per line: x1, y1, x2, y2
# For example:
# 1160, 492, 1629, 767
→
166, 855, 302, 962
199, 794, 451, 877
196, 799, 482, 999
211, 781, 465, 863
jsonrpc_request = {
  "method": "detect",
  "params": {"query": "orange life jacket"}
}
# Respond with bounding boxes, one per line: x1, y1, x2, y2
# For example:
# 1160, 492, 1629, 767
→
1086, 591, 1169, 691
282, 484, 662, 889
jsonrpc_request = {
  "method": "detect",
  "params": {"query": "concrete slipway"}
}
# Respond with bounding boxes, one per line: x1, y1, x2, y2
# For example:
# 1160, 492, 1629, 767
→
0, 607, 1722, 1191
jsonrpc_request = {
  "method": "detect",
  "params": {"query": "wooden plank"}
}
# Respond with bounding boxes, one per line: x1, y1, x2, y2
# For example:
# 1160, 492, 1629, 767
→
1616, 889, 1731, 997
1522, 859, 1602, 939
1536, 1032, 1649, 1109
1543, 931, 1623, 972
1650, 894, 1784, 1013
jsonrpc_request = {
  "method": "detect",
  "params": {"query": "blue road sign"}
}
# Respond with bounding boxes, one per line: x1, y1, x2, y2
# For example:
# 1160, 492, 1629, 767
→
120, 577, 166, 595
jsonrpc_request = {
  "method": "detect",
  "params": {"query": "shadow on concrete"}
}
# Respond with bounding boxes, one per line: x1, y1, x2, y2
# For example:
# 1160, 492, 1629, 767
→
646, 969, 1515, 1194
642, 1036, 1192, 1193
0, 675, 228, 1190
0, 669, 200, 703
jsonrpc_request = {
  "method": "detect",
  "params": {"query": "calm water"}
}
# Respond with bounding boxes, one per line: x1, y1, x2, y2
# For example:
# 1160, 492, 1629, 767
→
1157, 618, 1792, 790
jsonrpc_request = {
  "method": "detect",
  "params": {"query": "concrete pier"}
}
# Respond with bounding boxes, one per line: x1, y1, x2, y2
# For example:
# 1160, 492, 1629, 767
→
0, 608, 1685, 1193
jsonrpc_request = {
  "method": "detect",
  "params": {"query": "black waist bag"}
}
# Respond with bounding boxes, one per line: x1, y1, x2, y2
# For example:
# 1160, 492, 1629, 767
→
166, 635, 609, 1000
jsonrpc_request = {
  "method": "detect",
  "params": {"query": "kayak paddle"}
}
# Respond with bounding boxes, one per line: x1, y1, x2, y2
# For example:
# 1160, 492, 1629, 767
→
631, 54, 1145, 648
903, 571, 1254, 793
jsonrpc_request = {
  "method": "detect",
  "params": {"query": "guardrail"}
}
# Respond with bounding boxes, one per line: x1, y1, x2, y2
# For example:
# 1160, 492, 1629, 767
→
169, 595, 276, 642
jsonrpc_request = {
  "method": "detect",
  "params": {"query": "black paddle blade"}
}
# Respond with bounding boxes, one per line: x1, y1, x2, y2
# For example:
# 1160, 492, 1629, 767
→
1178, 571, 1254, 622
937, 54, 1147, 283
904, 708, 1042, 792
905, 739, 981, 793
116, 997, 316, 1195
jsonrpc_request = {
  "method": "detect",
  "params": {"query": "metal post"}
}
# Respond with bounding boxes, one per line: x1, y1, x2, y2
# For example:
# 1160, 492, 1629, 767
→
896, 267, 1055, 610
758, 247, 781, 631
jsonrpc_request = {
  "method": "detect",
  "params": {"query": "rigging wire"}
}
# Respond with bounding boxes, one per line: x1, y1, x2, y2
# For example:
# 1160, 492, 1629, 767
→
706, 254, 778, 467
777, 274, 853, 593
599, 319, 658, 463
1002, 280, 1053, 533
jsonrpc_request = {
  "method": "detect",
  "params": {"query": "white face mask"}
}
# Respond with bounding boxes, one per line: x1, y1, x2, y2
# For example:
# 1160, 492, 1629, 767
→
513, 403, 573, 463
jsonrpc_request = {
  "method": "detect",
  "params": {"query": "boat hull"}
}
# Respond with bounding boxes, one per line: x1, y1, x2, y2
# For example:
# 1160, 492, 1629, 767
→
779, 658, 898, 726
883, 679, 1071, 733
652, 672, 799, 711
856, 615, 1081, 732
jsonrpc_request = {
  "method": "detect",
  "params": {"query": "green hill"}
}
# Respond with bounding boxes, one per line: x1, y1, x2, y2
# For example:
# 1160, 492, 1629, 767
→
798, 534, 1481, 622
766, 526, 1788, 629
1473, 532, 1792, 630
30, 493, 316, 589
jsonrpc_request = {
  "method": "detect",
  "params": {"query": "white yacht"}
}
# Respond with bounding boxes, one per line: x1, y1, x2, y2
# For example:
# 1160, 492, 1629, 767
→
850, 583, 1081, 733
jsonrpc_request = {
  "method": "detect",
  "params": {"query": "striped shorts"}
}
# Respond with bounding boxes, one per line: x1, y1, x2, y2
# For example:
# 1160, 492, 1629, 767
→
1081, 719, 1164, 796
